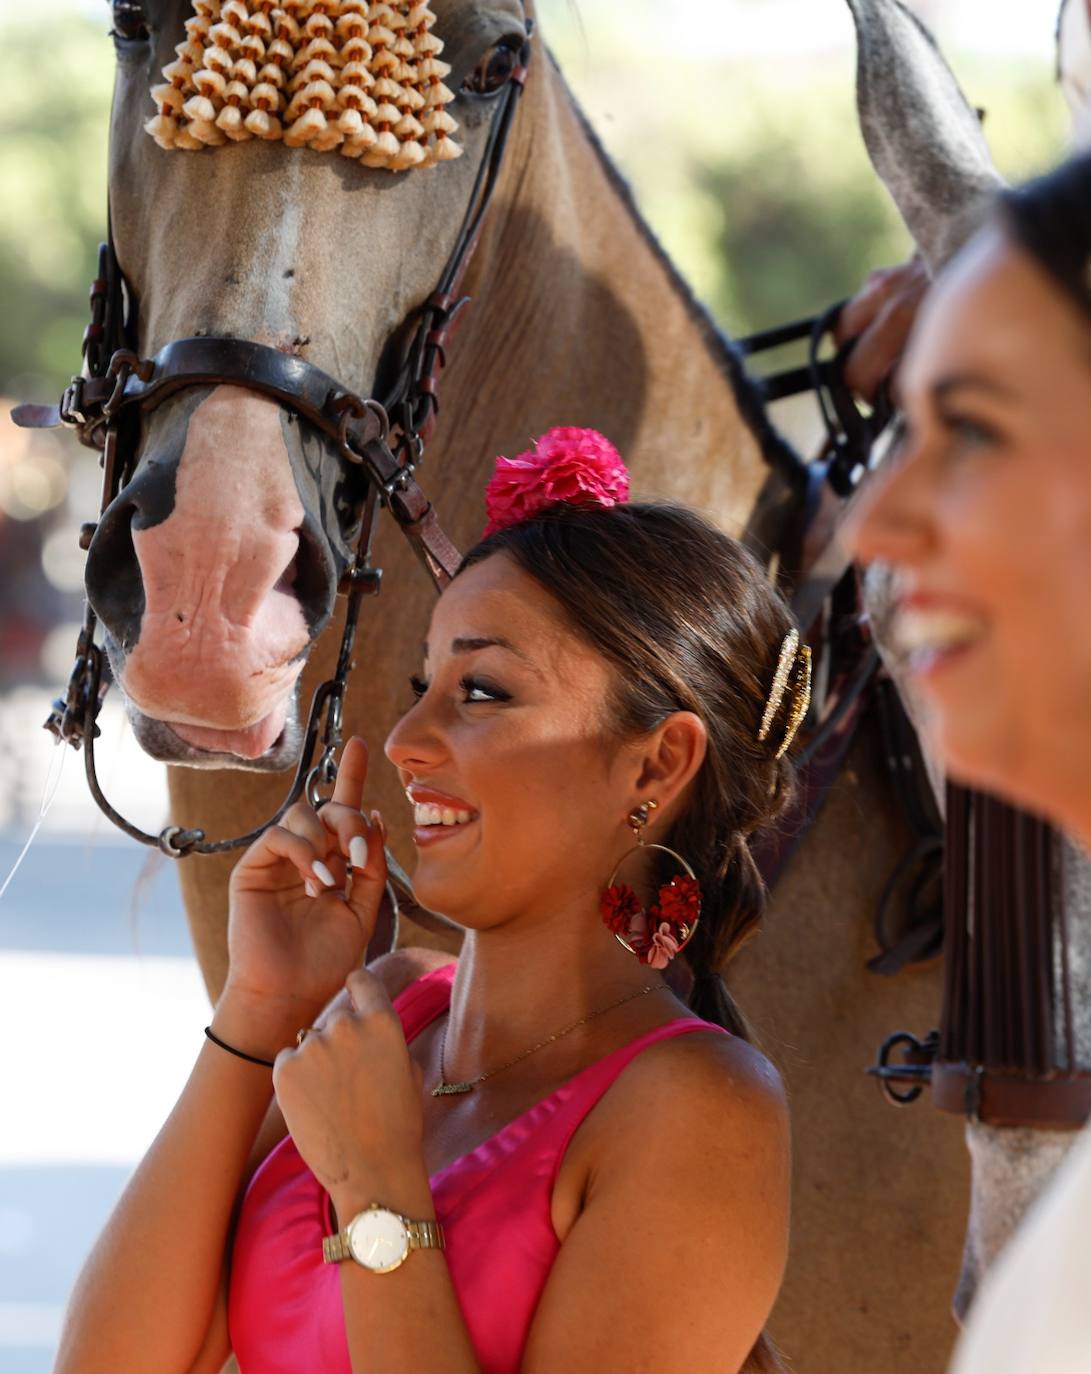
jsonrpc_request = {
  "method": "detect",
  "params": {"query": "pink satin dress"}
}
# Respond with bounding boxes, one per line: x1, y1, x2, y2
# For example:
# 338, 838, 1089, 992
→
229, 963, 725, 1373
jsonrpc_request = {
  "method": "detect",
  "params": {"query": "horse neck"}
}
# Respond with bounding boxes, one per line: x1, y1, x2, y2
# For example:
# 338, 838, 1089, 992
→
434, 47, 789, 544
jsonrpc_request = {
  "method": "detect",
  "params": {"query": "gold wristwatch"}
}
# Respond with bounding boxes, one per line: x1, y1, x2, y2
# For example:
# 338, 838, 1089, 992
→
322, 1203, 445, 1274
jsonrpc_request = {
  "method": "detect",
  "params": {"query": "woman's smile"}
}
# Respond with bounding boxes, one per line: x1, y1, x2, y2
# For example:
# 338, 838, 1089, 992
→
404, 784, 480, 847
412, 817, 478, 848
892, 596, 990, 681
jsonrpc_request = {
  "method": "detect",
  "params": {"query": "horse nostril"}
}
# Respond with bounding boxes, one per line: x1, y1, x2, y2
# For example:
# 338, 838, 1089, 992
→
274, 534, 301, 595
85, 493, 145, 652
289, 520, 337, 638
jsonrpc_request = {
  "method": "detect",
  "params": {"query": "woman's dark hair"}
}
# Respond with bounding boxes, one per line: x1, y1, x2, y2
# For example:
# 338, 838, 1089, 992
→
998, 150, 1091, 324
460, 500, 801, 1045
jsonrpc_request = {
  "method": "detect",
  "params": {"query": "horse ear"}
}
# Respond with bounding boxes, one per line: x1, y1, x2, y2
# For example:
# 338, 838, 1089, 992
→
1058, 0, 1091, 148
846, 0, 1005, 270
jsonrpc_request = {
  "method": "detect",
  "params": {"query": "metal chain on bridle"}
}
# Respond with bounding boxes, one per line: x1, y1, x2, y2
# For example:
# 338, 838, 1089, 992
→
12, 22, 534, 865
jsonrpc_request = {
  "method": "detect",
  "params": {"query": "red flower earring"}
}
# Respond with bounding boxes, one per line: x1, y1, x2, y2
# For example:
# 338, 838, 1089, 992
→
600, 801, 702, 969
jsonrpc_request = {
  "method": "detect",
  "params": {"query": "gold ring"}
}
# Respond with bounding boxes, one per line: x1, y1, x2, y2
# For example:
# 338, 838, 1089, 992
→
296, 1026, 318, 1046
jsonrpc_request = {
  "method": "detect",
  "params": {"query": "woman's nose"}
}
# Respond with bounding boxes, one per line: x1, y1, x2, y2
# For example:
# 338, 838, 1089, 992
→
844, 442, 937, 571
384, 697, 447, 774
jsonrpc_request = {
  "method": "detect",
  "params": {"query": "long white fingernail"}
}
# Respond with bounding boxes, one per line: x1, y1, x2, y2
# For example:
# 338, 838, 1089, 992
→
349, 834, 369, 871
312, 860, 336, 888
304, 880, 318, 898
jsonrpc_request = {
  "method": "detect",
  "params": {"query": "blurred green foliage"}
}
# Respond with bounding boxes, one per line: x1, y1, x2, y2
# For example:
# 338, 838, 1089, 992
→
0, 13, 113, 399
699, 67, 1067, 337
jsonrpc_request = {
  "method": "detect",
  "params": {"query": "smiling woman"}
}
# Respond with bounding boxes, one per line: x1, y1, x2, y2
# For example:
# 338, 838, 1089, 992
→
53, 430, 803, 1374
847, 152, 1091, 1374
848, 157, 1091, 835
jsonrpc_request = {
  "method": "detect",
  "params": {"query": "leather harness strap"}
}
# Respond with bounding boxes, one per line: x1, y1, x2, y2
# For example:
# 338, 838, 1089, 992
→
14, 318, 467, 592
384, 51, 529, 454
931, 1064, 1091, 1131
933, 785, 1087, 1129
60, 336, 466, 583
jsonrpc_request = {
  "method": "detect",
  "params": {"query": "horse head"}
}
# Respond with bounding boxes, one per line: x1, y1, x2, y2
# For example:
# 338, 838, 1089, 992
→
1059, 0, 1091, 146
88, 0, 528, 769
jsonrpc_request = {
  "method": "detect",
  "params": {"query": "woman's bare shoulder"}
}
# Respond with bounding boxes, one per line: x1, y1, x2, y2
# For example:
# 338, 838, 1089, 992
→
552, 1022, 790, 1317
584, 1023, 788, 1165
644, 1024, 783, 1118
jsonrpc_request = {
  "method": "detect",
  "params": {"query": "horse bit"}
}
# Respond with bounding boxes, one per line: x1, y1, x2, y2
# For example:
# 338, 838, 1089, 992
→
13, 16, 534, 866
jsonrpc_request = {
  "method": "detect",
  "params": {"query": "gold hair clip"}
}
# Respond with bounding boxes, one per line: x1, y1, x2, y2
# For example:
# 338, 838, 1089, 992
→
775, 643, 812, 759
757, 630, 812, 758
757, 629, 800, 744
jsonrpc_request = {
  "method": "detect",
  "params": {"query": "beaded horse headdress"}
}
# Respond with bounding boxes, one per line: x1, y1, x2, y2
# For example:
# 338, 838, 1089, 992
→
146, 1, 461, 171
482, 427, 813, 759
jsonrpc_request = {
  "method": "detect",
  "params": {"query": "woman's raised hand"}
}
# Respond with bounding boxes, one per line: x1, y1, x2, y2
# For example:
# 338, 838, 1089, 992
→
835, 254, 929, 401
220, 736, 388, 1037
273, 967, 428, 1209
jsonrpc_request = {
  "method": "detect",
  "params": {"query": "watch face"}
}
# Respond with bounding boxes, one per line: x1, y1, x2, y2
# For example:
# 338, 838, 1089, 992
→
347, 1208, 410, 1273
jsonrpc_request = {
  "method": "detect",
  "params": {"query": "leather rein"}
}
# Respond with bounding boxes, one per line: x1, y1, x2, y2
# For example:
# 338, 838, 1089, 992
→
12, 24, 533, 862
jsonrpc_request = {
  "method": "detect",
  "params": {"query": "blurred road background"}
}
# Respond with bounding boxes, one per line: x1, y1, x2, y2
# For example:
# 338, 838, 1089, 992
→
0, 0, 1067, 1367
0, 696, 206, 1374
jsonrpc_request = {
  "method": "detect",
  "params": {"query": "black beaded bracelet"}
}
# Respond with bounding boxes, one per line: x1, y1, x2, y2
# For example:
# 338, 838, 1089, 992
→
204, 1026, 276, 1069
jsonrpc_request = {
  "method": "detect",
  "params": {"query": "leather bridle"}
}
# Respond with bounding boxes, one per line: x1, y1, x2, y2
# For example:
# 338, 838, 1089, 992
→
13, 20, 533, 862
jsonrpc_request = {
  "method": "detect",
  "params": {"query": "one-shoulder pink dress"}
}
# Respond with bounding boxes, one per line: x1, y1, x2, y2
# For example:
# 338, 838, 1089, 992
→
229, 964, 725, 1373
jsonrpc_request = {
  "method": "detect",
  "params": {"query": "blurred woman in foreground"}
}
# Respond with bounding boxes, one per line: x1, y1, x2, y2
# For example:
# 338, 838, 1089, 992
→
848, 153, 1091, 1373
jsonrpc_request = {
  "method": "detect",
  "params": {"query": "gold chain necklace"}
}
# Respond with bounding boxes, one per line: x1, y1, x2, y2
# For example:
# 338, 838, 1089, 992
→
432, 982, 666, 1097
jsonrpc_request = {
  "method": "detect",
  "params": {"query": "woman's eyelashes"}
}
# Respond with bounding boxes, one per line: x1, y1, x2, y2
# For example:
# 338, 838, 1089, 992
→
461, 675, 513, 704
938, 408, 1003, 455
407, 673, 512, 705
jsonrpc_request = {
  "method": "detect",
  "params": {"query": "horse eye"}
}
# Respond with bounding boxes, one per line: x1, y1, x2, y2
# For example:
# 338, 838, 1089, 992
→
111, 0, 150, 42
462, 38, 520, 96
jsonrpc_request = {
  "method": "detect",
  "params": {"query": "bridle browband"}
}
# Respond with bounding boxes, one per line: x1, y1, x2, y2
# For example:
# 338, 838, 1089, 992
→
13, 20, 533, 863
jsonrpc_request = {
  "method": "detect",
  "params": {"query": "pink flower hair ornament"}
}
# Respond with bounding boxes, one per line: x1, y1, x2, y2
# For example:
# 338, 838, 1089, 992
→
482, 427, 630, 536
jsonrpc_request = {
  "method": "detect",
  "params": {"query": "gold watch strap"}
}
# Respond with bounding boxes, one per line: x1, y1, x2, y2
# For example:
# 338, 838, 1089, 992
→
406, 1217, 445, 1251
322, 1230, 353, 1263
322, 1212, 445, 1265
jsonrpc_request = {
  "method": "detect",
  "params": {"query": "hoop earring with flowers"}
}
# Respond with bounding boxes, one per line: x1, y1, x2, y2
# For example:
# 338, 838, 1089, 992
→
599, 800, 702, 970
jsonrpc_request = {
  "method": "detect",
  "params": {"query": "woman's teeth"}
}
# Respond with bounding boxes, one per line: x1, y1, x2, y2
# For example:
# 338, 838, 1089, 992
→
413, 803, 474, 827
894, 607, 987, 662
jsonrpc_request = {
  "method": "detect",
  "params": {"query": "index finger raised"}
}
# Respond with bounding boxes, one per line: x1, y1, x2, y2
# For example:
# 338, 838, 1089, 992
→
330, 735, 369, 810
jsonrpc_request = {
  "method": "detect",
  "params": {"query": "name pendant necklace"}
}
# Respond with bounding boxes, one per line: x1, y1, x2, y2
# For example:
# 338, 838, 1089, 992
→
432, 981, 666, 1097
